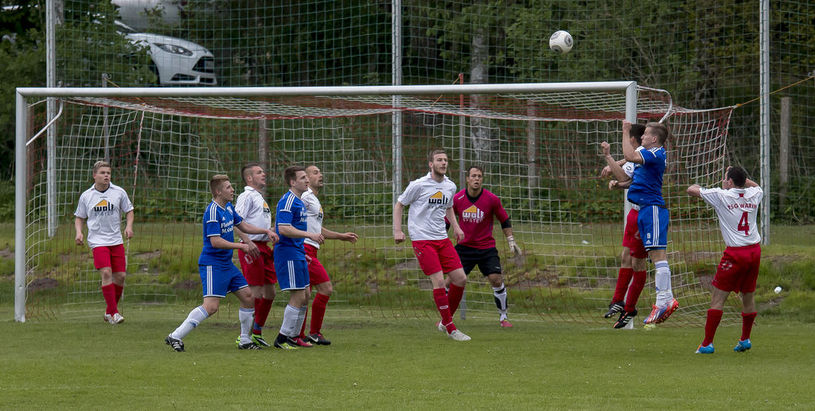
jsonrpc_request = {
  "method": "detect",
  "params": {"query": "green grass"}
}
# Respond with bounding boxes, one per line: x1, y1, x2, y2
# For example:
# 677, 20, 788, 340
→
0, 308, 813, 408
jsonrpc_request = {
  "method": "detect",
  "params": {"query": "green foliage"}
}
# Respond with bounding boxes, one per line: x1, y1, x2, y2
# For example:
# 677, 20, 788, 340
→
0, 179, 13, 222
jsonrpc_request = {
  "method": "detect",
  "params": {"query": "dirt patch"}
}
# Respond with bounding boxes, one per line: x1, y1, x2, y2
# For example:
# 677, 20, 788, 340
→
173, 279, 199, 290
133, 250, 161, 260
0, 247, 12, 259
28, 277, 59, 291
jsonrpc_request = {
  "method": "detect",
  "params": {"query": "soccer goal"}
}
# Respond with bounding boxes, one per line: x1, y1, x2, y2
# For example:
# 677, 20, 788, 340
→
14, 83, 736, 325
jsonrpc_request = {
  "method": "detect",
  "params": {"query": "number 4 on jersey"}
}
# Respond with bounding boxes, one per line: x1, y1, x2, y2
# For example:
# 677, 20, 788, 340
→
737, 211, 750, 236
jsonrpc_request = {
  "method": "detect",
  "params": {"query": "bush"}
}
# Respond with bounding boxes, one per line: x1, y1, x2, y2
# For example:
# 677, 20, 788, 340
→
0, 180, 13, 222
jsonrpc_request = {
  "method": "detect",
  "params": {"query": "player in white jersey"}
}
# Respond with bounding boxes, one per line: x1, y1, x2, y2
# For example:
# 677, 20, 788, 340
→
393, 149, 470, 341
294, 165, 359, 346
234, 163, 279, 347
74, 161, 134, 325
687, 166, 763, 354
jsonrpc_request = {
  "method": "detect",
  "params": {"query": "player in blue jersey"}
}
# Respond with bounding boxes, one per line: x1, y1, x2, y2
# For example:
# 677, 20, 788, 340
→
620, 120, 679, 326
165, 174, 278, 352
272, 166, 325, 350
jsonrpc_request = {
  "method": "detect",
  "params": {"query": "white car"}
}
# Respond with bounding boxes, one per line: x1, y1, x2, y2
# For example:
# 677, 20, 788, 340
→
116, 21, 216, 86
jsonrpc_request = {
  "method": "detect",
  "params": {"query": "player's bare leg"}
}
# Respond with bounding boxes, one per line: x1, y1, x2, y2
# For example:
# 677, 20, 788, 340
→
486, 273, 511, 327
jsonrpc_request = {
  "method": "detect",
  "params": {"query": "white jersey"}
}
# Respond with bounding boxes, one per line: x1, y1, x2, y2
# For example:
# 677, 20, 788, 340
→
622, 160, 640, 211
234, 186, 272, 242
397, 173, 456, 241
74, 183, 134, 248
700, 186, 763, 247
302, 188, 324, 249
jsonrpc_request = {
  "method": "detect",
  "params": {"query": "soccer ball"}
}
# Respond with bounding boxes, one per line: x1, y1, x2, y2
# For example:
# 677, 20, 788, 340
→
549, 30, 573, 54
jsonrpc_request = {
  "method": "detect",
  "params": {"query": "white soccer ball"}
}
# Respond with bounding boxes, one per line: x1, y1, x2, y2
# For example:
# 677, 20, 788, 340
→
549, 30, 573, 54
774, 286, 782, 294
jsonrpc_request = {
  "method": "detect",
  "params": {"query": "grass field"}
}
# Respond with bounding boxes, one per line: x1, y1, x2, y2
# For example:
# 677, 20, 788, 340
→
1, 307, 814, 409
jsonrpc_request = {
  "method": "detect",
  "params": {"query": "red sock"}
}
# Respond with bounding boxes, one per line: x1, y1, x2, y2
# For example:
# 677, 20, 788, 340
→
113, 283, 124, 303
702, 309, 723, 346
447, 283, 465, 317
624, 271, 647, 312
741, 311, 757, 341
433, 288, 456, 333
252, 297, 273, 335
309, 293, 330, 335
299, 305, 310, 339
101, 284, 118, 315
612, 267, 634, 302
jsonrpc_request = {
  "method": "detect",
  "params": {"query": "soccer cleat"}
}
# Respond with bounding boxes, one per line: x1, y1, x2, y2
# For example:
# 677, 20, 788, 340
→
237, 341, 262, 350
436, 321, 446, 333
604, 301, 625, 318
110, 312, 125, 324
655, 299, 679, 324
273, 337, 299, 350
448, 329, 471, 341
165, 335, 185, 352
733, 339, 752, 353
293, 337, 313, 348
613, 309, 637, 329
104, 313, 113, 323
499, 319, 513, 328
695, 343, 714, 354
306, 332, 332, 346
251, 334, 271, 347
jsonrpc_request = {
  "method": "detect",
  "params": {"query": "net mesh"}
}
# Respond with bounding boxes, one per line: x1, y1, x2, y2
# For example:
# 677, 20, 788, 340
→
22, 86, 740, 326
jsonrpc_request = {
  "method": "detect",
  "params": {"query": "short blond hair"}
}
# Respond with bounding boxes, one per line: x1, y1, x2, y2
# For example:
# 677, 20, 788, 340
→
210, 174, 230, 197
92, 160, 111, 175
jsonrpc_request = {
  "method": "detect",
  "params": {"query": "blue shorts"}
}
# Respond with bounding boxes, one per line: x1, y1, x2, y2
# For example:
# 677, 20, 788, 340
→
637, 205, 669, 250
199, 264, 248, 298
275, 259, 310, 291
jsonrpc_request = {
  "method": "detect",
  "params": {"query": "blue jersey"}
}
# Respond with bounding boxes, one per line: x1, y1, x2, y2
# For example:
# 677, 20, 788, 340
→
627, 147, 666, 207
198, 201, 243, 266
274, 190, 307, 261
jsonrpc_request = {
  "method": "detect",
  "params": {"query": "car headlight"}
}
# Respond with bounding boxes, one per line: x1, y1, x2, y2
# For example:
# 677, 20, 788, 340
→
154, 43, 193, 56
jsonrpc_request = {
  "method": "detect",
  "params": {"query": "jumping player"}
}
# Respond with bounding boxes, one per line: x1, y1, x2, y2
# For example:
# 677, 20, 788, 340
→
74, 160, 134, 325
688, 166, 762, 354
621, 120, 679, 325
165, 174, 277, 352
393, 149, 471, 341
451, 166, 521, 327
599, 124, 648, 328
296, 165, 359, 346
272, 166, 325, 350
234, 163, 277, 347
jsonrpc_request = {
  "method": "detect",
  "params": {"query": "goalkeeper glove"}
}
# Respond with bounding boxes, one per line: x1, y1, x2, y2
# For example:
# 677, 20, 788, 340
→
507, 235, 521, 256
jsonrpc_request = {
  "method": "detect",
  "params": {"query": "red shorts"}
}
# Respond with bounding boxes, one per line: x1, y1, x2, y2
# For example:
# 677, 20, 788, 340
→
305, 244, 330, 285
412, 239, 463, 276
622, 208, 647, 259
92, 244, 127, 272
238, 241, 277, 286
712, 243, 761, 293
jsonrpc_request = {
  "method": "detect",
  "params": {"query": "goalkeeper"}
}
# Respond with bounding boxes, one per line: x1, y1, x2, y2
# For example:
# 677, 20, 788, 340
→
449, 166, 521, 327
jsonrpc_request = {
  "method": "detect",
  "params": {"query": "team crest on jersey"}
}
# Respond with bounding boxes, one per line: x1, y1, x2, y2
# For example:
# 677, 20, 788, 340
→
462, 205, 485, 223
428, 191, 449, 206
93, 199, 115, 214
262, 201, 270, 214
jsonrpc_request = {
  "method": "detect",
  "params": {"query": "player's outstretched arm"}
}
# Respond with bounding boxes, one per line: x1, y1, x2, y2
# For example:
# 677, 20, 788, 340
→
210, 235, 260, 258
279, 224, 324, 245
322, 227, 359, 243
74, 217, 85, 245
236, 220, 276, 241
609, 179, 632, 190
393, 202, 406, 243
600, 141, 631, 182
686, 184, 702, 198
621, 120, 643, 164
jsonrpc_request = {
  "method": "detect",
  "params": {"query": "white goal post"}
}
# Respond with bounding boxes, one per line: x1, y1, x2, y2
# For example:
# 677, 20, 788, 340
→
15, 82, 732, 325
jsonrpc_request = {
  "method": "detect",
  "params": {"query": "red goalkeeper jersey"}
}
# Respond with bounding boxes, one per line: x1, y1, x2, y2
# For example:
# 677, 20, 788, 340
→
452, 188, 509, 249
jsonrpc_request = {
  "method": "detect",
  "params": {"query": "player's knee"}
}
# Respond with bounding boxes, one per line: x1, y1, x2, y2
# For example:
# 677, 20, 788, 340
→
202, 302, 219, 315
99, 267, 113, 280
112, 271, 126, 284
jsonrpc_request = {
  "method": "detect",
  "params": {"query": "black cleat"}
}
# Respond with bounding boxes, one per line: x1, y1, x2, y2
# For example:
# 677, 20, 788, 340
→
613, 309, 638, 329
237, 341, 263, 350
273, 334, 299, 350
604, 301, 625, 318
306, 332, 332, 346
251, 334, 271, 347
165, 335, 185, 352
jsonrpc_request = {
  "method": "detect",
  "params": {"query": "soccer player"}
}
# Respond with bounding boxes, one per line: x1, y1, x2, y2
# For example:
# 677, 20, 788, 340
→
74, 160, 135, 325
272, 166, 325, 350
165, 174, 277, 352
451, 166, 521, 327
234, 163, 278, 347
296, 165, 359, 346
688, 166, 762, 354
599, 124, 649, 329
621, 120, 679, 325
393, 149, 471, 341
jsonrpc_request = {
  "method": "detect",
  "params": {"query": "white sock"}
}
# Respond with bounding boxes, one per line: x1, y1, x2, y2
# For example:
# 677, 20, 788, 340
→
654, 260, 674, 307
279, 304, 300, 338
170, 305, 208, 340
493, 283, 508, 319
238, 307, 254, 344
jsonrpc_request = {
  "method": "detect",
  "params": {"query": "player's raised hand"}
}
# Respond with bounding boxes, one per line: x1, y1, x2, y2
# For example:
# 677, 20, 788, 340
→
342, 232, 359, 243
609, 180, 619, 190
601, 141, 611, 157
394, 230, 405, 244
75, 232, 84, 246
622, 120, 632, 135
